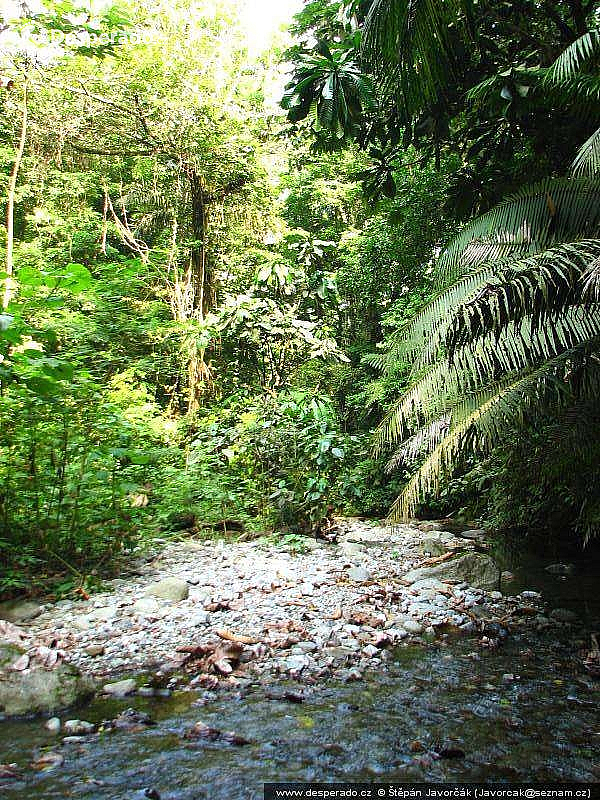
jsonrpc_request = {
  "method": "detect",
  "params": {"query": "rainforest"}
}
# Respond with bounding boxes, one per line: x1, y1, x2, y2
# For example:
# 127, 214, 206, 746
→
0, 1, 599, 796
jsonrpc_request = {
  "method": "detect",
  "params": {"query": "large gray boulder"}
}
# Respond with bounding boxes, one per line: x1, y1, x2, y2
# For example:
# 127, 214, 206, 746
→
0, 644, 95, 717
403, 552, 501, 591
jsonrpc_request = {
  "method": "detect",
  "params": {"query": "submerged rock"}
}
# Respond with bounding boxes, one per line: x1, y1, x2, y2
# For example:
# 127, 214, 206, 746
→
64, 719, 95, 735
44, 717, 61, 733
102, 678, 137, 697
403, 552, 500, 591
550, 607, 579, 623
545, 563, 575, 576
0, 644, 94, 717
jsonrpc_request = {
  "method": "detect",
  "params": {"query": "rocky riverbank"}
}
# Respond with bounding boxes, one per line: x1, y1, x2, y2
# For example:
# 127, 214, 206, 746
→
0, 519, 584, 716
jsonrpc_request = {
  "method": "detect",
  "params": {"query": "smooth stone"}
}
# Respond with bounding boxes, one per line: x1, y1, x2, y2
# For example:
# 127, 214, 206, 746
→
0, 645, 94, 717
64, 719, 95, 735
410, 578, 447, 591
402, 620, 424, 634
545, 563, 575, 575
403, 552, 501, 591
460, 529, 487, 540
85, 645, 105, 657
144, 578, 189, 602
133, 598, 161, 616
102, 678, 137, 697
89, 605, 119, 622
347, 566, 371, 582
419, 534, 460, 556
285, 654, 311, 672
362, 644, 379, 657
295, 641, 318, 653
189, 611, 210, 626
45, 717, 61, 733
340, 542, 367, 557
324, 647, 356, 663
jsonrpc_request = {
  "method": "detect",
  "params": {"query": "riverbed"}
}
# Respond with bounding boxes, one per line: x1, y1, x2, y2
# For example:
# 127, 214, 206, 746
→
0, 521, 598, 797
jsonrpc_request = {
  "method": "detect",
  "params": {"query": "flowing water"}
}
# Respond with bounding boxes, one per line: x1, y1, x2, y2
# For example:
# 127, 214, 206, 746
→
1, 538, 599, 799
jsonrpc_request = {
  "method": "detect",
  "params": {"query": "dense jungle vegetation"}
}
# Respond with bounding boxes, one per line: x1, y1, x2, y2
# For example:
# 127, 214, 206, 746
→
1, 0, 599, 597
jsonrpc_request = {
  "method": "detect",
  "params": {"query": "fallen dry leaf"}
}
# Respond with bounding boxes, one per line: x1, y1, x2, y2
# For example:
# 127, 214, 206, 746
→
130, 493, 149, 508
348, 611, 384, 628
204, 600, 231, 612
216, 629, 257, 645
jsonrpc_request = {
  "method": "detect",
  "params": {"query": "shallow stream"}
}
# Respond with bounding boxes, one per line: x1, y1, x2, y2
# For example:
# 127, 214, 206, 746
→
1, 537, 598, 798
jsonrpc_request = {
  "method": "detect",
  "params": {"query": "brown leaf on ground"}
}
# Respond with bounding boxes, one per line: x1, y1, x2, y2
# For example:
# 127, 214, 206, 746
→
348, 611, 384, 628
271, 635, 300, 650
216, 629, 257, 645
204, 600, 231, 612
330, 606, 343, 620
176, 641, 243, 677
265, 620, 305, 633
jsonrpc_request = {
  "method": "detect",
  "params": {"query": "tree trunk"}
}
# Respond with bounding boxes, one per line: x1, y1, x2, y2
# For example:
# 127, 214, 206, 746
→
3, 77, 29, 310
189, 171, 215, 318
185, 169, 215, 413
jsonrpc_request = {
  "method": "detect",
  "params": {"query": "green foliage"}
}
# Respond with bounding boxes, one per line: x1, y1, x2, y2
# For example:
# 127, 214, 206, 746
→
224, 391, 352, 530
3, 0, 600, 599
375, 175, 600, 521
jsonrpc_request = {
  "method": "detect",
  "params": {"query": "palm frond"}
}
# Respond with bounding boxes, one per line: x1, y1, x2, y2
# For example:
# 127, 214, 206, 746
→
376, 306, 600, 455
389, 341, 600, 520
546, 29, 600, 84
445, 240, 600, 352
385, 415, 451, 472
361, 0, 471, 113
436, 178, 600, 284
573, 126, 600, 177
583, 255, 600, 300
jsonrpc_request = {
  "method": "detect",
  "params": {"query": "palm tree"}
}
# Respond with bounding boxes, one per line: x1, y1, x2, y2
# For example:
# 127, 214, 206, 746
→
360, 0, 471, 117
374, 177, 600, 520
